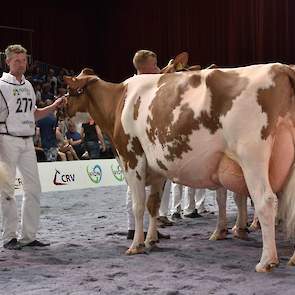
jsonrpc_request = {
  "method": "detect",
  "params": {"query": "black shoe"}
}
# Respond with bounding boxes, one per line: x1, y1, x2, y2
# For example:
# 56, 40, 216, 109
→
157, 231, 170, 239
183, 209, 202, 218
127, 230, 135, 240
127, 230, 147, 240
157, 216, 174, 227
171, 212, 181, 220
22, 240, 50, 247
3, 238, 22, 250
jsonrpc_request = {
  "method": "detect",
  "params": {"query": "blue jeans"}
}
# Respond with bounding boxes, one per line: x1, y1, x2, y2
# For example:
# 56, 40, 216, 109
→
85, 141, 100, 159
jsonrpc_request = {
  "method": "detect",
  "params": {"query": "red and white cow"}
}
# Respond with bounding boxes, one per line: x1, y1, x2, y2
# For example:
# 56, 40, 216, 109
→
63, 63, 295, 272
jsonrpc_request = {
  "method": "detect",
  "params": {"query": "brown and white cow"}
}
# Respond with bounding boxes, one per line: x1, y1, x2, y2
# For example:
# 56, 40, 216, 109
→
63, 63, 295, 272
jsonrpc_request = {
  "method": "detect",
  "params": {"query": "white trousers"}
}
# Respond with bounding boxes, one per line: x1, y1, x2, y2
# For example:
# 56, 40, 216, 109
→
183, 187, 206, 214
159, 180, 171, 217
0, 135, 41, 244
170, 183, 206, 215
126, 180, 172, 230
170, 183, 184, 215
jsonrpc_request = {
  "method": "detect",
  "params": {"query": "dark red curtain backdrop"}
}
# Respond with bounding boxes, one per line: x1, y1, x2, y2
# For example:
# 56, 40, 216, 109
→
1, 0, 295, 82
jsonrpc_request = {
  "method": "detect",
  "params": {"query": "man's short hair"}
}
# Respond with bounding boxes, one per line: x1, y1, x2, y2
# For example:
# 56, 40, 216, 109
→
133, 50, 157, 70
5, 44, 27, 60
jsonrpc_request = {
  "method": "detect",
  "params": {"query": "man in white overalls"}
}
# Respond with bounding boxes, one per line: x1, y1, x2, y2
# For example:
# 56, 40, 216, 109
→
0, 44, 64, 249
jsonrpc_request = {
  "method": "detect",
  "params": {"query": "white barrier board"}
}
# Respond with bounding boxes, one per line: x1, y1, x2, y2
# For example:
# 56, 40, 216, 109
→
15, 159, 126, 194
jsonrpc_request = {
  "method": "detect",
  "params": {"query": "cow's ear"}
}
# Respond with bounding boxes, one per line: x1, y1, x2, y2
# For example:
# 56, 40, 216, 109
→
63, 75, 86, 90
81, 68, 95, 76
174, 52, 189, 68
64, 75, 98, 90
63, 76, 79, 89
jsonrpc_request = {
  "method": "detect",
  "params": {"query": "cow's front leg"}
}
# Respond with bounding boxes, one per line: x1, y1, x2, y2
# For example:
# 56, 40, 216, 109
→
232, 193, 249, 240
145, 179, 166, 248
209, 188, 228, 240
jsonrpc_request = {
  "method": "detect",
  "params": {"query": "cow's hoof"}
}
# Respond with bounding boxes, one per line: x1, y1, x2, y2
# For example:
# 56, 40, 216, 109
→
145, 240, 157, 249
287, 257, 295, 266
232, 226, 249, 240
255, 260, 279, 272
209, 229, 227, 241
125, 243, 146, 255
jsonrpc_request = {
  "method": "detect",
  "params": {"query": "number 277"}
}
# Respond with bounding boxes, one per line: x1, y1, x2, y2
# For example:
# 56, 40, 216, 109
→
16, 98, 33, 113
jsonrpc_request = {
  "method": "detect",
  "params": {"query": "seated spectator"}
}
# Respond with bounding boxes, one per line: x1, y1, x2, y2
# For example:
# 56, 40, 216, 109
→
33, 127, 46, 162
56, 128, 79, 161
56, 87, 67, 98
65, 119, 86, 159
99, 135, 115, 159
31, 66, 45, 84
41, 83, 54, 101
81, 116, 106, 159
33, 82, 42, 104
56, 68, 68, 88
46, 68, 58, 95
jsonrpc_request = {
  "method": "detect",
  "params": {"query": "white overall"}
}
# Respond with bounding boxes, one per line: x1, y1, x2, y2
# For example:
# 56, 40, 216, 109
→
0, 73, 41, 244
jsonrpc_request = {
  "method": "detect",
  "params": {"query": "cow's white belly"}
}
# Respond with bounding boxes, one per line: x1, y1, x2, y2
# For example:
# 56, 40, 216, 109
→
144, 128, 227, 189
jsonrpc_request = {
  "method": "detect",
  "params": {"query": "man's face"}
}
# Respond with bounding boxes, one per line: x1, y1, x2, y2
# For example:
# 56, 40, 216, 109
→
139, 56, 160, 74
6, 52, 27, 76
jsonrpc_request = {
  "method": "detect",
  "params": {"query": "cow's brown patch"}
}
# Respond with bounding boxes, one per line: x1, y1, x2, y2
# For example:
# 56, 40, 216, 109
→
133, 96, 141, 120
156, 159, 168, 171
257, 65, 294, 139
146, 71, 248, 161
114, 94, 144, 171
204, 70, 249, 133
146, 192, 161, 217
146, 73, 202, 161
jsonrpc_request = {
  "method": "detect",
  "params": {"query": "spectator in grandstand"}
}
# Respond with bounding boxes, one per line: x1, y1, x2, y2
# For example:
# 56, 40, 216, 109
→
56, 127, 79, 161
41, 83, 54, 101
31, 66, 45, 84
33, 127, 46, 162
46, 68, 58, 95
81, 115, 106, 159
56, 68, 68, 88
33, 82, 42, 102
65, 119, 86, 159
99, 135, 115, 159
56, 87, 67, 98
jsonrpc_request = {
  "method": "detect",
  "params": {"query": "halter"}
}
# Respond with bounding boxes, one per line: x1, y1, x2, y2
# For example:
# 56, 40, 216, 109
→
57, 77, 98, 120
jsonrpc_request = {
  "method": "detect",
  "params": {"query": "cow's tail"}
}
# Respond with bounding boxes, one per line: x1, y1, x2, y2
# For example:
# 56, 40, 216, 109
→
278, 164, 295, 240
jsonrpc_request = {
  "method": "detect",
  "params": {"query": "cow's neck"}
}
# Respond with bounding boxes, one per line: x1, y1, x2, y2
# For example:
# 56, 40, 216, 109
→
86, 79, 126, 137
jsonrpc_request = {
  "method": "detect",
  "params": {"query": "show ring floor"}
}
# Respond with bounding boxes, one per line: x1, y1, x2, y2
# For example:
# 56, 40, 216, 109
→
0, 186, 295, 295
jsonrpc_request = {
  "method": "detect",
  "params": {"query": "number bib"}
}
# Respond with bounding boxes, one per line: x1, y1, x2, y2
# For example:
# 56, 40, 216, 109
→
0, 73, 36, 137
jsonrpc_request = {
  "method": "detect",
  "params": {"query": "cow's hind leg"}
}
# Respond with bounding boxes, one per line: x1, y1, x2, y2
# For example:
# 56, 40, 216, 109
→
240, 153, 279, 272
232, 193, 249, 240
145, 178, 166, 249
249, 211, 260, 232
209, 188, 228, 240
125, 162, 147, 255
